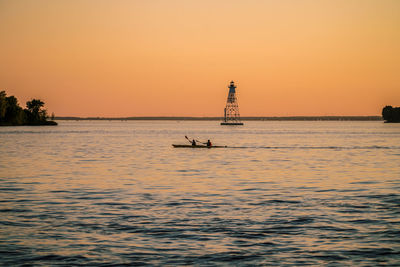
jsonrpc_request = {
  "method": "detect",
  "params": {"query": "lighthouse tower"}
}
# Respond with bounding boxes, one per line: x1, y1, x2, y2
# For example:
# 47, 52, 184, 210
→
221, 81, 244, 125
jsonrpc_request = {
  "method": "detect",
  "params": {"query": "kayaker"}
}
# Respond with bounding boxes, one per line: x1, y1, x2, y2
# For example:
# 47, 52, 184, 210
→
206, 140, 212, 147
185, 136, 197, 146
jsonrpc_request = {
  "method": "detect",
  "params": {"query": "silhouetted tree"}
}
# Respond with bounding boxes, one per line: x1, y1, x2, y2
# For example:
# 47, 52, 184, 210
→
0, 91, 57, 126
382, 105, 400, 123
5, 95, 25, 125
382, 106, 393, 122
0, 92, 25, 125
0, 91, 7, 122
26, 99, 47, 124
26, 99, 44, 113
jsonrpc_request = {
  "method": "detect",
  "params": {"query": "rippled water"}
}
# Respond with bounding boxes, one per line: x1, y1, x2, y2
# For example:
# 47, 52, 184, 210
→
1, 121, 400, 265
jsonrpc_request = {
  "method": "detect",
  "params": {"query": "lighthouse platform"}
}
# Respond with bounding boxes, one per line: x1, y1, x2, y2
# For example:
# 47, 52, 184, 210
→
221, 122, 244, 125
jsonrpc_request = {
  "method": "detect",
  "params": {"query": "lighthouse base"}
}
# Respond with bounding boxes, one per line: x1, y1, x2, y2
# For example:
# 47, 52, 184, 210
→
220, 122, 244, 125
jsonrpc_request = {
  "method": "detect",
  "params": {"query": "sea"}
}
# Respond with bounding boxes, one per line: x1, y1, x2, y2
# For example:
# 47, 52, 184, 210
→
1, 120, 399, 266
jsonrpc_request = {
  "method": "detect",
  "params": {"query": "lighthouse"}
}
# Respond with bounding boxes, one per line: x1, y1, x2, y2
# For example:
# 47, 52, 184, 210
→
221, 81, 244, 125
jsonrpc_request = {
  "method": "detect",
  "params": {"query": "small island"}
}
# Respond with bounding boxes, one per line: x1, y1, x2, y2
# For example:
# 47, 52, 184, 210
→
0, 91, 57, 126
382, 106, 400, 123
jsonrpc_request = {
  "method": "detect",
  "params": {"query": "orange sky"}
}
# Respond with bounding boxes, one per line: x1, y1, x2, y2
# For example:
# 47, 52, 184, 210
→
0, 0, 399, 117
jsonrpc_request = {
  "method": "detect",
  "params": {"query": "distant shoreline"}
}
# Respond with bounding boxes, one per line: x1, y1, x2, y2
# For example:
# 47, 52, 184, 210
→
55, 116, 382, 121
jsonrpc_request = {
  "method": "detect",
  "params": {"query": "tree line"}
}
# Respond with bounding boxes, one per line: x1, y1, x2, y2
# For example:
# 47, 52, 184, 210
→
382, 106, 400, 123
0, 91, 57, 126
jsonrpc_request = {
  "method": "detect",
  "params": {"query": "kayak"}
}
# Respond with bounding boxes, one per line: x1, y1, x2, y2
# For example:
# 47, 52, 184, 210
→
172, 144, 227, 148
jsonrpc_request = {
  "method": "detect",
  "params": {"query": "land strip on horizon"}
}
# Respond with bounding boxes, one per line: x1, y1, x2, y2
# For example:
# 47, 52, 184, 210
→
55, 116, 382, 121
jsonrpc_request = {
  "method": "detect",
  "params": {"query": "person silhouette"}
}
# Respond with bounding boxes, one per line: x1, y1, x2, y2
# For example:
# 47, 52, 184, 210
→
206, 140, 212, 147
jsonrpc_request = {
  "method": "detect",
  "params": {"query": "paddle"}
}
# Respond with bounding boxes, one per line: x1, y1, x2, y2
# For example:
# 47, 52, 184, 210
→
185, 135, 194, 144
185, 135, 201, 144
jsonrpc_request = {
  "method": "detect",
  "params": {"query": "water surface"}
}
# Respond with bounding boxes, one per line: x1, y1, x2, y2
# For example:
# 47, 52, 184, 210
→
1, 121, 399, 265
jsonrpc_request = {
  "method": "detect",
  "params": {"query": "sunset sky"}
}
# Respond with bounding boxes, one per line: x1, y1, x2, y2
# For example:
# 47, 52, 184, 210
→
1, 0, 399, 117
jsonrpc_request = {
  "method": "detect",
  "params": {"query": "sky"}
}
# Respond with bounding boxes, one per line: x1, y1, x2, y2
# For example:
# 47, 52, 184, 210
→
0, 0, 399, 117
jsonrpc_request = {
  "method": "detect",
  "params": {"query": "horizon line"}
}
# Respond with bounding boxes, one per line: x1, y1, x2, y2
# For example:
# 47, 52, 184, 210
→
55, 116, 382, 121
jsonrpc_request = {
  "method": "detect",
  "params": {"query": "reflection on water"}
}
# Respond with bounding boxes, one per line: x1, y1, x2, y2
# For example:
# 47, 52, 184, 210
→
1, 121, 400, 265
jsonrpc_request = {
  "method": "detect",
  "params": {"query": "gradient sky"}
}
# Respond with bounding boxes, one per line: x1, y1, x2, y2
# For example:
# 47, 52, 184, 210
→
1, 0, 399, 117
